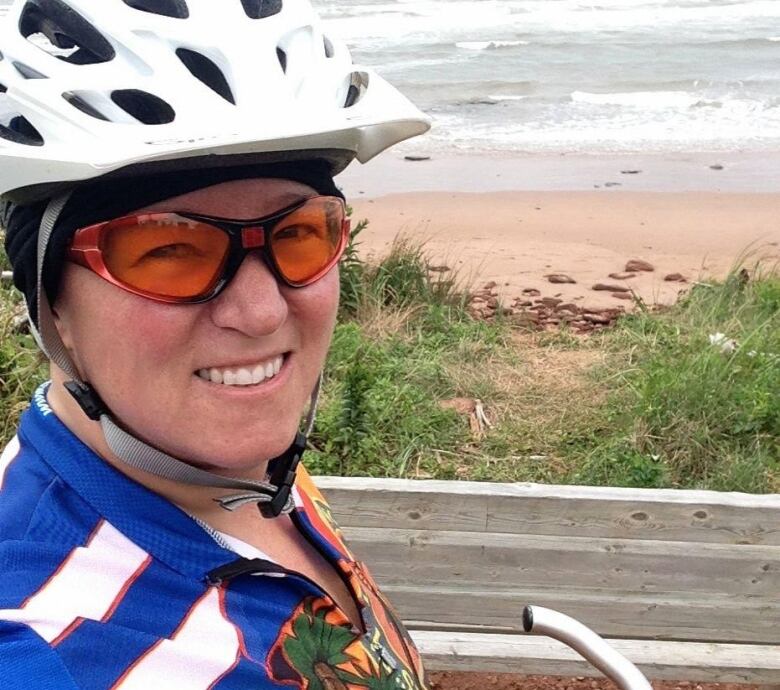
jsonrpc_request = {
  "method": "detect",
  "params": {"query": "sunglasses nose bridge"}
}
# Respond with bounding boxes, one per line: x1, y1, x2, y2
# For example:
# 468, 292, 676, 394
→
241, 226, 266, 249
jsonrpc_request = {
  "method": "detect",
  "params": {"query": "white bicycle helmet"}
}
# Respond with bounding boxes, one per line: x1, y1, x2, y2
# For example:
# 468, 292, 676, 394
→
1, 0, 430, 518
0, 0, 429, 202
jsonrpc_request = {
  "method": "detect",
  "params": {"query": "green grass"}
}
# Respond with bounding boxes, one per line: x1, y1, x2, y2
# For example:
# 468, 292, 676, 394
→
308, 227, 509, 477
572, 266, 779, 492
1, 223, 777, 493
0, 235, 48, 445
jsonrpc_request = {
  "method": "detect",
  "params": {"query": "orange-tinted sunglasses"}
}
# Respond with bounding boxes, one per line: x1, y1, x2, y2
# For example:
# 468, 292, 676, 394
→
67, 196, 349, 303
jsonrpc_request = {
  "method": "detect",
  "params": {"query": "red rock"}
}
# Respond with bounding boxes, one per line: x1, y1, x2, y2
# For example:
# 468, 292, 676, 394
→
608, 272, 637, 280
540, 297, 563, 307
545, 274, 577, 284
427, 264, 451, 273
583, 312, 611, 324
482, 281, 498, 290
522, 288, 541, 296
612, 292, 633, 300
592, 283, 630, 292
512, 312, 541, 327
556, 303, 579, 312
664, 272, 687, 282
625, 259, 654, 272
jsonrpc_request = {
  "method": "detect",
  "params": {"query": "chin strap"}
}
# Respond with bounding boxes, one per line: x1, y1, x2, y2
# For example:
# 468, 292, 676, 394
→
65, 378, 321, 518
40, 194, 319, 520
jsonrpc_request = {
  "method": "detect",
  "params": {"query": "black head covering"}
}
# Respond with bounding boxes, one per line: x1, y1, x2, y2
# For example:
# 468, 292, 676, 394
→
3, 160, 344, 325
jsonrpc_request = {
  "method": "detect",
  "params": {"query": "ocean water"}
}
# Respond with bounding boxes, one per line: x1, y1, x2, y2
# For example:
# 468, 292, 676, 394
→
315, 0, 780, 155
1, 1, 778, 155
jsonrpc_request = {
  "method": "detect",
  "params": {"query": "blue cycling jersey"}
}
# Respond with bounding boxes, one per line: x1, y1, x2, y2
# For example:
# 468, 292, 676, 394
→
0, 384, 428, 689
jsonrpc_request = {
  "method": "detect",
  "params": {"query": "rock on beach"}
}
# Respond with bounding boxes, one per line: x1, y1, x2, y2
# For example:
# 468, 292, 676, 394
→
625, 259, 655, 272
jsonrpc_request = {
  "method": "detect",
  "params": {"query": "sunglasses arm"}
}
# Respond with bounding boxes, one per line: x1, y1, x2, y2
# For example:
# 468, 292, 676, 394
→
68, 222, 108, 272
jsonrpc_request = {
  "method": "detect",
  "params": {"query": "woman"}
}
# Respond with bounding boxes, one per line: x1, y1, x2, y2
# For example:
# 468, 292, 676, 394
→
0, 0, 429, 687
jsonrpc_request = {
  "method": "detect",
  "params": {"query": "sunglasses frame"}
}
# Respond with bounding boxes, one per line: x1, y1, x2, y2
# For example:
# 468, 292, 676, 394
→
67, 195, 350, 304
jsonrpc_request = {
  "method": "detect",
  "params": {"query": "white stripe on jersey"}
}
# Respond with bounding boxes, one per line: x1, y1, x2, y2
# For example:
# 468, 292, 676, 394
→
113, 587, 241, 689
0, 520, 150, 643
0, 435, 21, 491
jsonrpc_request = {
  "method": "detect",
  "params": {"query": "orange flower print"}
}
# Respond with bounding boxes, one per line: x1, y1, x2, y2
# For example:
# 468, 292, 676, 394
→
267, 596, 406, 689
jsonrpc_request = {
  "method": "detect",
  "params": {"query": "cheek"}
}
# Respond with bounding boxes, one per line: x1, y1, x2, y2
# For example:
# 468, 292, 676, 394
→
288, 269, 340, 346
57, 269, 194, 386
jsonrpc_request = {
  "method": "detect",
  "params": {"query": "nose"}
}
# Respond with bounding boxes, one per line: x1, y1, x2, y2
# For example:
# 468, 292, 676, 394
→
208, 252, 288, 336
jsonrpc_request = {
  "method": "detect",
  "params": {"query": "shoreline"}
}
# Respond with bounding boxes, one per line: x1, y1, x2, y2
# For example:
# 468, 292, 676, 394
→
337, 150, 780, 198
348, 189, 780, 312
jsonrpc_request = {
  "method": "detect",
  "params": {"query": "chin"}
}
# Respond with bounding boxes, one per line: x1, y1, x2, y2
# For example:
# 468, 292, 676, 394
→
170, 430, 298, 473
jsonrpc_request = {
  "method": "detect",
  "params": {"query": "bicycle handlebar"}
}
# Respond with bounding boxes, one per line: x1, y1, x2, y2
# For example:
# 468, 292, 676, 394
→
522, 605, 653, 690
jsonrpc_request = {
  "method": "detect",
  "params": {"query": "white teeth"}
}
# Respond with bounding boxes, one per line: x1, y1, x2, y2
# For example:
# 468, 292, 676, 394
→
197, 355, 285, 387
252, 363, 267, 384
236, 368, 253, 385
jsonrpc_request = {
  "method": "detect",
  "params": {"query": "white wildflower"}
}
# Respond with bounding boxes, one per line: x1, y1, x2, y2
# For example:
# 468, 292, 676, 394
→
709, 332, 737, 354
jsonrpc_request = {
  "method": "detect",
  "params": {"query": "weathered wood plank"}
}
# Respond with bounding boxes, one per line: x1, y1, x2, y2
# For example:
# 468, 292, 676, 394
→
385, 586, 780, 645
318, 477, 780, 545
320, 477, 779, 675
412, 632, 780, 684
344, 527, 780, 597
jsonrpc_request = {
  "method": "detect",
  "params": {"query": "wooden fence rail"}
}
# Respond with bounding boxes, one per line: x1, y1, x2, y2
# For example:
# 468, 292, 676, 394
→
318, 477, 780, 683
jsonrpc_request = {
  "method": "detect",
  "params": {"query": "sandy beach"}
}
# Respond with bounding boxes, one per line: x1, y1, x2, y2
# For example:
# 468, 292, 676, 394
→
342, 154, 780, 311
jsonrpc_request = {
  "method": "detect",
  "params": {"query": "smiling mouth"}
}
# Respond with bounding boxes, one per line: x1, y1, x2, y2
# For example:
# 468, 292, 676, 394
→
195, 354, 285, 386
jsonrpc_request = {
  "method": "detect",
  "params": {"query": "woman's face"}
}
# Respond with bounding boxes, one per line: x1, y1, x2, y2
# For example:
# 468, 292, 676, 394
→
53, 178, 340, 475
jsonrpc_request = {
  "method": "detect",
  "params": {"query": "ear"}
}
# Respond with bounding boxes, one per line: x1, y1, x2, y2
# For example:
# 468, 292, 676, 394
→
49, 298, 79, 366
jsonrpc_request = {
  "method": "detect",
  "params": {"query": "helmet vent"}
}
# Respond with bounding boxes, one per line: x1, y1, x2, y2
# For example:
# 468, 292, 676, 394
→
0, 84, 7, 93
176, 48, 235, 104
63, 92, 109, 121
323, 36, 334, 58
276, 47, 287, 73
19, 0, 115, 65
343, 71, 369, 108
0, 114, 44, 146
241, 0, 282, 19
13, 61, 47, 79
122, 0, 189, 19
111, 90, 176, 125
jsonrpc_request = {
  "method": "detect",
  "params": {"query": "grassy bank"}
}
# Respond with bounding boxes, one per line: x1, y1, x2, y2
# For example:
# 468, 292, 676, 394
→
0, 240, 48, 446
1, 227, 777, 492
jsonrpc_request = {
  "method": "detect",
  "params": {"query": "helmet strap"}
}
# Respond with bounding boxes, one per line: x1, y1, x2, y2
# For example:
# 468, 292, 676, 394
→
37, 195, 320, 519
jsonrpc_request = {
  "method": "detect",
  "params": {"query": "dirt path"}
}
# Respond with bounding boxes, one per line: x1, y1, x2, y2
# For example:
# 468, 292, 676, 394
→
429, 672, 758, 690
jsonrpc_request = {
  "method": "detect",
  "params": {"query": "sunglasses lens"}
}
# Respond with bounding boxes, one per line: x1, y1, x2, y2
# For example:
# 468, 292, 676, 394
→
101, 215, 229, 299
270, 198, 345, 285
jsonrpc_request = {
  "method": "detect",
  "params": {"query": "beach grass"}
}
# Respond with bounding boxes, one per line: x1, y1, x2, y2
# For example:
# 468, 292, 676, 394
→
0, 236, 48, 446
311, 224, 780, 492
573, 263, 779, 492
0, 228, 777, 493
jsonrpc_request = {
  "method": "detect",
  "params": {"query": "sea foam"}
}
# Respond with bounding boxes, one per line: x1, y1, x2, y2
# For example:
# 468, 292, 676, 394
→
455, 40, 528, 51
571, 91, 701, 109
